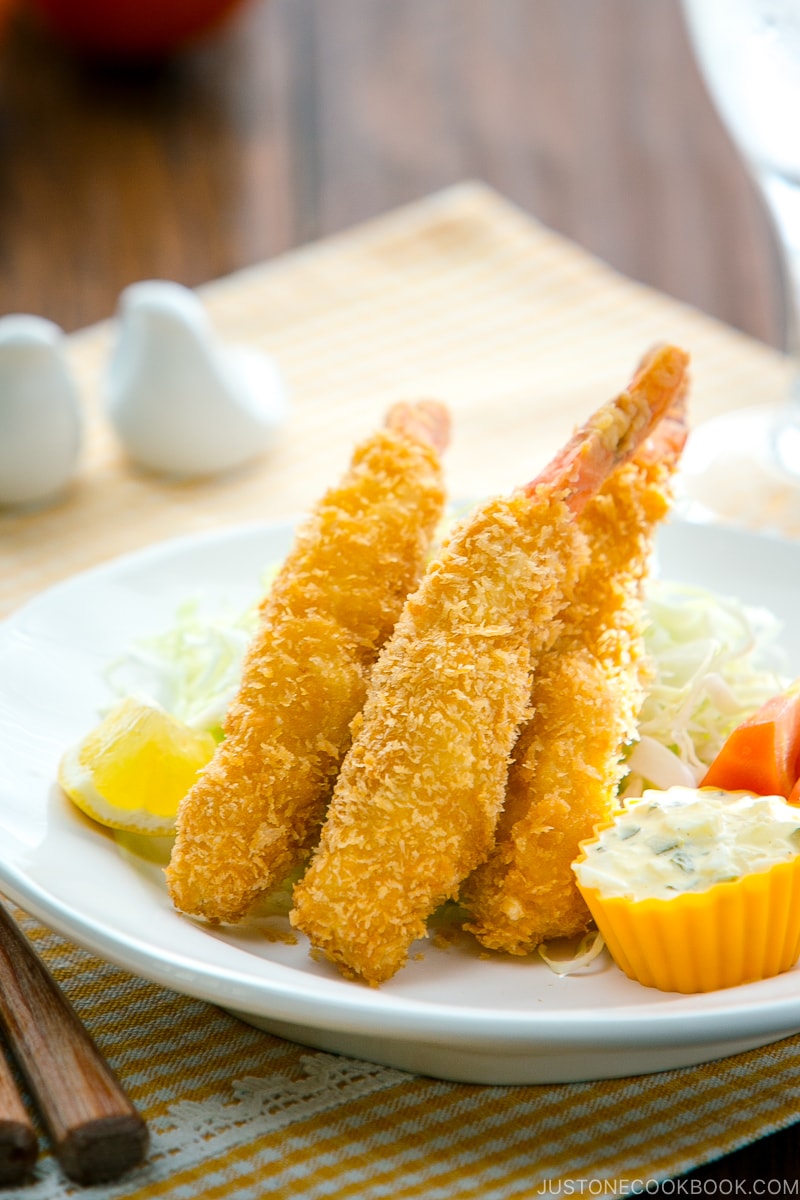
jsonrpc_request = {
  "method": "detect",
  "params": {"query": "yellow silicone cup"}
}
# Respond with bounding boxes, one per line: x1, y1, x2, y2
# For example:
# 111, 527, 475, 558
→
573, 841, 800, 994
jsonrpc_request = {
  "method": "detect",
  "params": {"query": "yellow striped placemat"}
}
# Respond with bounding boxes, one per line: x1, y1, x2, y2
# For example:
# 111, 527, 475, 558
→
12, 909, 800, 1198
3, 183, 800, 1195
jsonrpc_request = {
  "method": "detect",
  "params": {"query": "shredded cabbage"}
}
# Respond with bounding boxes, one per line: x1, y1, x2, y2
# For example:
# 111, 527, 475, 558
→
106, 596, 261, 739
537, 929, 606, 976
622, 580, 787, 798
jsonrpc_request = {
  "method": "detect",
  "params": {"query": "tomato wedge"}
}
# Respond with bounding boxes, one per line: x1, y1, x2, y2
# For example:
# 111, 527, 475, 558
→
701, 685, 800, 800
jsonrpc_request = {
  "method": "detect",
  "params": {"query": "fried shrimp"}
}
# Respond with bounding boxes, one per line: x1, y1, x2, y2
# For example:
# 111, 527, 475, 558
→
165, 399, 450, 924
290, 344, 689, 985
462, 380, 689, 954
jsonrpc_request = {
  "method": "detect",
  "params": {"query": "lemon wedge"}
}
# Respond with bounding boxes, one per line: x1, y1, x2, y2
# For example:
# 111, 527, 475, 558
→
58, 698, 217, 835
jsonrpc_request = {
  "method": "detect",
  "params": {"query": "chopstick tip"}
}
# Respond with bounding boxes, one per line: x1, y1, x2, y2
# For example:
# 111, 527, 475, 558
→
57, 1113, 149, 1186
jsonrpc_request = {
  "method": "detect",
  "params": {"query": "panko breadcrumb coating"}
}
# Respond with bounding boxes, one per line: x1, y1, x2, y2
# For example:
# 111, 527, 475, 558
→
462, 381, 689, 953
165, 400, 450, 923
290, 344, 689, 985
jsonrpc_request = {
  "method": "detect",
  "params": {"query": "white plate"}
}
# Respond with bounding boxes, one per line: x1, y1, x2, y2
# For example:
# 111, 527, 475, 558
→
2, 517, 800, 1086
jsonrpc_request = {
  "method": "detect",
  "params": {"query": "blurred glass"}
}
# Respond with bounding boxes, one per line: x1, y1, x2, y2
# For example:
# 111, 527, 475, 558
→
680, 0, 800, 530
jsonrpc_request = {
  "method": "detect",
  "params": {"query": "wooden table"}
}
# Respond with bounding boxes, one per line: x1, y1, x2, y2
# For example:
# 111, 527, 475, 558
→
0, 0, 794, 1186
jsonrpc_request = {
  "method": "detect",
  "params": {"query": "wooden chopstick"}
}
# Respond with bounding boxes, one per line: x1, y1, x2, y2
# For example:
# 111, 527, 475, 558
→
0, 902, 148, 1185
0, 1042, 37, 1185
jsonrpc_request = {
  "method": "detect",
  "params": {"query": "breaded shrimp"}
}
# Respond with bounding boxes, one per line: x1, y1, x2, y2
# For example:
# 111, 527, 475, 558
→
166, 400, 450, 923
290, 345, 689, 985
462, 384, 689, 954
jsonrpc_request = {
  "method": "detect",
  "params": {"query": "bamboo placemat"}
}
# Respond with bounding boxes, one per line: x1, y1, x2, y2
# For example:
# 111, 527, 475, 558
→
2, 182, 799, 1196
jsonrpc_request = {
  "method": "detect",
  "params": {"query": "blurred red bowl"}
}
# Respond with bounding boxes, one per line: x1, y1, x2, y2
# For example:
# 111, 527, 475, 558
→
0, 0, 19, 37
26, 0, 250, 60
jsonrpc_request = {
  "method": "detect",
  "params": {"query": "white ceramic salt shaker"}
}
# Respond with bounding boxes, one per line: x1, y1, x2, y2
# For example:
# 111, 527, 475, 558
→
105, 280, 288, 478
0, 315, 82, 509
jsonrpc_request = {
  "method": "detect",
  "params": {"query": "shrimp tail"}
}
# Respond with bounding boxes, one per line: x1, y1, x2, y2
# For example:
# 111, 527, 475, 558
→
636, 374, 689, 469
526, 343, 689, 513
386, 398, 451, 456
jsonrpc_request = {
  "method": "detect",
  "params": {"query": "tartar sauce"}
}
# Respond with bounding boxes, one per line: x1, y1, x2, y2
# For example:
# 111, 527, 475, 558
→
573, 786, 800, 901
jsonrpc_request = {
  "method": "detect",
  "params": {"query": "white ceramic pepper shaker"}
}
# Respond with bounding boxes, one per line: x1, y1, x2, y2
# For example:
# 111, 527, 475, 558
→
0, 315, 82, 509
105, 280, 288, 478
